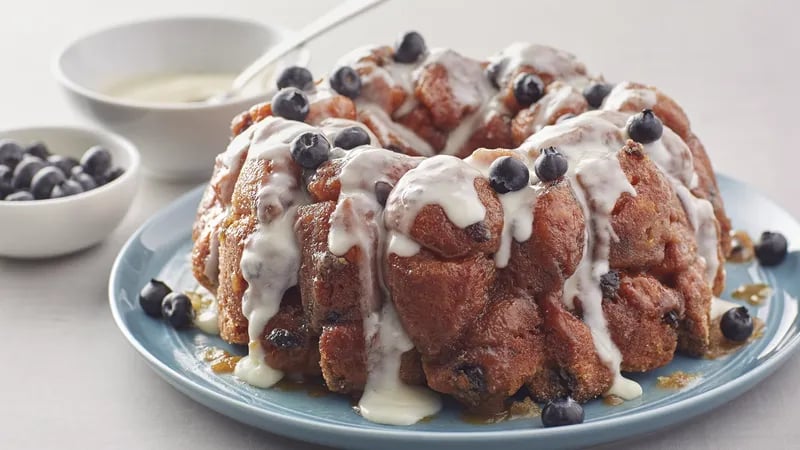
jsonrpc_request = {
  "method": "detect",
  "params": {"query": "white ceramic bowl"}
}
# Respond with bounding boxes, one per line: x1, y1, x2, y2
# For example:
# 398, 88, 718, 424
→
54, 16, 309, 180
0, 126, 140, 258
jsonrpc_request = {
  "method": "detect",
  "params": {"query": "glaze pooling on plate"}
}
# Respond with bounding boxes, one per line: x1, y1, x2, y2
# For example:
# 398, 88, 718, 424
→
109, 176, 800, 450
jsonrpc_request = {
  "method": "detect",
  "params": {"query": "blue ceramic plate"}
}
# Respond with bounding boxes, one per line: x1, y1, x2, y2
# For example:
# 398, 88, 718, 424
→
109, 175, 800, 450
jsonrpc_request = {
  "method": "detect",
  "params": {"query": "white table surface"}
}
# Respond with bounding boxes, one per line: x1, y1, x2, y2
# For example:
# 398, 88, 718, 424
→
1, 0, 799, 449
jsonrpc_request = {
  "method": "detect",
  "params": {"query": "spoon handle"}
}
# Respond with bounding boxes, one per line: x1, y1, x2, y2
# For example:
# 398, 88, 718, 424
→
231, 0, 389, 92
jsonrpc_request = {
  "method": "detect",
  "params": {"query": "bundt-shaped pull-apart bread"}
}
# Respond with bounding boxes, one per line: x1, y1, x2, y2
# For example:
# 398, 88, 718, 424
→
191, 32, 731, 424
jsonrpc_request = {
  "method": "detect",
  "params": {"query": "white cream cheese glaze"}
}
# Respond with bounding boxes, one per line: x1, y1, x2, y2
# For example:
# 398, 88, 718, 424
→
385, 155, 486, 257
328, 146, 441, 424
521, 111, 642, 400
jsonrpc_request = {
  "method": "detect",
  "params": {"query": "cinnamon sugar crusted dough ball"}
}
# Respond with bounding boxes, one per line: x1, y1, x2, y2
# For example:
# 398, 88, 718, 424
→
190, 37, 732, 419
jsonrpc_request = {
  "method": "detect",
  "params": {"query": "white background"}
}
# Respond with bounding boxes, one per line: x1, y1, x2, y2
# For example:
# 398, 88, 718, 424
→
1, 1, 799, 449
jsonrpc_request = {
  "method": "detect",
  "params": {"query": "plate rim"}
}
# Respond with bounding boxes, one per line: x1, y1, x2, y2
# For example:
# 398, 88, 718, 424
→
108, 175, 800, 446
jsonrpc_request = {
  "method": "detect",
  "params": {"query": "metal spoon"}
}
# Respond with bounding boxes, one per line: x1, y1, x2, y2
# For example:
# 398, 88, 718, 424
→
208, 0, 388, 103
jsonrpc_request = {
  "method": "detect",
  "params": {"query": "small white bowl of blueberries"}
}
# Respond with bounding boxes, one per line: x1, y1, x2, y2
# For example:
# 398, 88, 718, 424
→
0, 126, 139, 258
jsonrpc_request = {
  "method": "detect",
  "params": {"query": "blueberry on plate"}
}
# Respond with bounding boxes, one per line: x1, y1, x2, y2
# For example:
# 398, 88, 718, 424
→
51, 179, 84, 198
291, 132, 331, 169
488, 156, 530, 194
534, 147, 569, 182
276, 66, 315, 91
71, 171, 98, 191
626, 109, 663, 144
30, 166, 66, 199
720, 306, 754, 342
47, 154, 80, 176
582, 82, 613, 109
11, 156, 46, 190
0, 139, 24, 169
24, 141, 50, 160
541, 397, 585, 427
754, 231, 788, 266
512, 73, 544, 107
139, 279, 173, 318
161, 292, 194, 328
0, 164, 12, 198
80, 145, 112, 177
4, 190, 33, 201
329, 66, 362, 99
333, 126, 371, 150
394, 31, 427, 63
271, 87, 310, 122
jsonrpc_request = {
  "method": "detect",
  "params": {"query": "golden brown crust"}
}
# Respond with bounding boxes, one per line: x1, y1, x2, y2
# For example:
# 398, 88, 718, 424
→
604, 274, 681, 372
408, 178, 503, 259
387, 250, 494, 358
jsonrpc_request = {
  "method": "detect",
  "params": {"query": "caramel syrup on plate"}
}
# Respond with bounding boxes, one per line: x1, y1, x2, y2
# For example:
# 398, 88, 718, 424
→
199, 347, 242, 374
705, 317, 766, 359
731, 283, 772, 306
656, 371, 700, 389
729, 230, 756, 263
461, 397, 541, 425
603, 395, 624, 406
185, 290, 213, 313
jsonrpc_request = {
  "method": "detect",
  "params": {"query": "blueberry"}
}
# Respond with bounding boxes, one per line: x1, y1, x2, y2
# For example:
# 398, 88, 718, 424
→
600, 270, 620, 299
271, 87, 310, 122
30, 166, 66, 199
11, 156, 46, 190
95, 167, 125, 186
4, 190, 33, 201
512, 73, 544, 107
0, 139, 24, 169
626, 109, 663, 144
276, 66, 314, 91
291, 132, 330, 169
720, 306, 754, 342
161, 292, 194, 328
333, 126, 371, 150
72, 171, 98, 191
534, 147, 569, 182
139, 279, 173, 318
51, 179, 84, 198
583, 82, 613, 109
374, 181, 393, 207
0, 164, 12, 198
754, 231, 788, 266
488, 156, 530, 194
329, 66, 362, 99
24, 141, 50, 160
81, 146, 112, 177
394, 31, 427, 63
266, 328, 302, 349
541, 397, 585, 427
47, 154, 80, 176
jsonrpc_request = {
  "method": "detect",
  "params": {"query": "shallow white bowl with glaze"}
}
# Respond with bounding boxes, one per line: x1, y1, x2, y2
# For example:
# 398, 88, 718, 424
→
0, 126, 140, 258
54, 16, 309, 180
